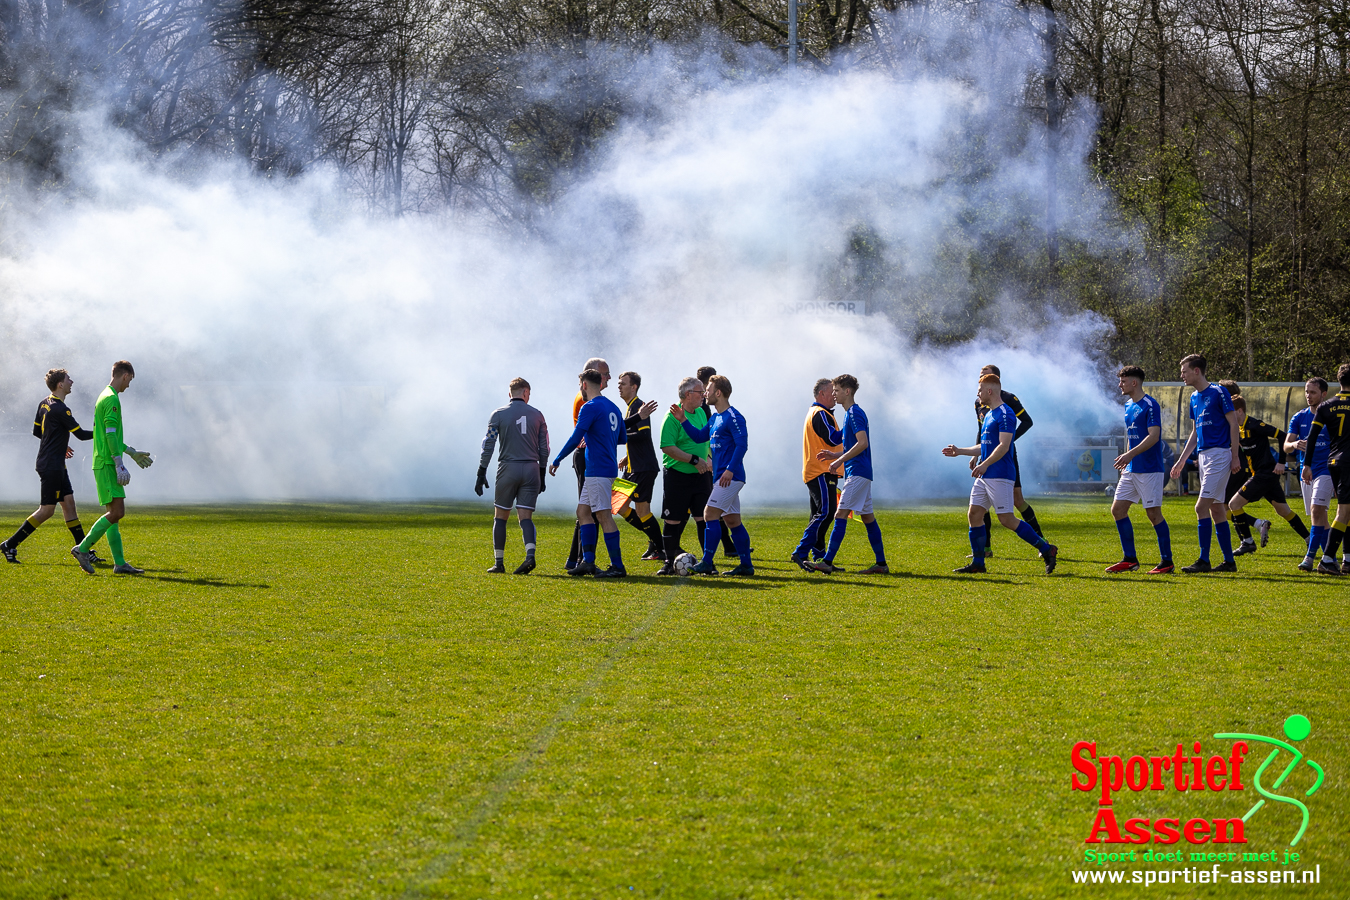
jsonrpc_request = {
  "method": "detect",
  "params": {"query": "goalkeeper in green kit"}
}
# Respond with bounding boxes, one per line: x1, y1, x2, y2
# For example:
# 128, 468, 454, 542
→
71, 361, 153, 575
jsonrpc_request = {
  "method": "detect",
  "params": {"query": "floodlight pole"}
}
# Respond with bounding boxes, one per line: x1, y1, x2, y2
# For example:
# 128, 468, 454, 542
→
789, 0, 798, 66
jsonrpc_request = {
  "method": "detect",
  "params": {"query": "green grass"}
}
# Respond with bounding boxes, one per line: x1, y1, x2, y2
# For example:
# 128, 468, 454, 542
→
0, 498, 1344, 898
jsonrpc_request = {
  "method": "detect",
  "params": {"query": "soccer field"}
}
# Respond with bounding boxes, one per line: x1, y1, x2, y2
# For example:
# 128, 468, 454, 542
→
0, 498, 1344, 898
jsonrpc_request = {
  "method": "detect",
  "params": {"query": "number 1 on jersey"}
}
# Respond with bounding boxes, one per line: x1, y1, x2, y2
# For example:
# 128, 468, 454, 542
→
517, 415, 527, 435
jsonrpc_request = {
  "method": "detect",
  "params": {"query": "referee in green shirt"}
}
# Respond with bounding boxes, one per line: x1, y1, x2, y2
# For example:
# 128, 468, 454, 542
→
656, 376, 713, 574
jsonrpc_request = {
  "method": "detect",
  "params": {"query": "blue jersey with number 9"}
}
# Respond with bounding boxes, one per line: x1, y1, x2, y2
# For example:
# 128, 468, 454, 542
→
553, 395, 627, 477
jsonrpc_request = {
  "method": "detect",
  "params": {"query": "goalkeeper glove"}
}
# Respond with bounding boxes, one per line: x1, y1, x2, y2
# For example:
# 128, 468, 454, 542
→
475, 467, 489, 496
539, 467, 547, 493
125, 446, 153, 469
114, 457, 131, 486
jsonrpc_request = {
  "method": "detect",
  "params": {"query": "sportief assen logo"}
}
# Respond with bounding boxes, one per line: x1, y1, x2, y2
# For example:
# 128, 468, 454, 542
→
1072, 715, 1323, 848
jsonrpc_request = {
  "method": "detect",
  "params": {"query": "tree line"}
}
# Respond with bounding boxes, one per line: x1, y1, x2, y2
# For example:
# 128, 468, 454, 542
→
0, 0, 1346, 381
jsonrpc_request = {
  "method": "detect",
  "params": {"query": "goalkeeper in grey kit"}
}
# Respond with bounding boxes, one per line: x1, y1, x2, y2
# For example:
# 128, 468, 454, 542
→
477, 377, 550, 574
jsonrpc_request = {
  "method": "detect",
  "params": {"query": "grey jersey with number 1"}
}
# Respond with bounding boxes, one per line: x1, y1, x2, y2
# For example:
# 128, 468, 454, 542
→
481, 398, 549, 468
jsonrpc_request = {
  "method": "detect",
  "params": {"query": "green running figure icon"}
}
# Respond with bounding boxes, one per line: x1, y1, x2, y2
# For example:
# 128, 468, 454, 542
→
1214, 714, 1324, 847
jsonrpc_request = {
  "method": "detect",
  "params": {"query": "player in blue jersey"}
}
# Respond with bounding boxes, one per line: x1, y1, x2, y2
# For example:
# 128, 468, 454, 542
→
808, 375, 888, 574
1106, 366, 1173, 573
943, 373, 1058, 574
669, 374, 754, 576
1286, 377, 1336, 572
1168, 354, 1242, 573
549, 368, 628, 578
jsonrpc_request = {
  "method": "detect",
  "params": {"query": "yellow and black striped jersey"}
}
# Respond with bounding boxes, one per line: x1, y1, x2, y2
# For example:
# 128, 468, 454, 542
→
1309, 390, 1350, 465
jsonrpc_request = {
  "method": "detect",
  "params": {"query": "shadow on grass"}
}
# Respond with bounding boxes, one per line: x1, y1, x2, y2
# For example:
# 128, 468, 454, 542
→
824, 572, 1026, 585
142, 572, 271, 589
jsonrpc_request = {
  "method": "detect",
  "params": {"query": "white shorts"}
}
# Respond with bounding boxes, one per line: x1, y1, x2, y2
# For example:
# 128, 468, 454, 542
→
1197, 448, 1233, 502
838, 476, 874, 515
970, 477, 1015, 515
580, 476, 615, 512
707, 479, 744, 516
1115, 471, 1164, 508
1302, 474, 1334, 511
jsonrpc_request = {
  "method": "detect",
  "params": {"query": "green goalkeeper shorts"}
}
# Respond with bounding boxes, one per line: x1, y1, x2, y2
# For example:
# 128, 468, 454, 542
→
94, 465, 126, 506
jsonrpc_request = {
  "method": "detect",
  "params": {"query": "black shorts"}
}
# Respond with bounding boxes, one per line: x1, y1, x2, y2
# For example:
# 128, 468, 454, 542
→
661, 468, 711, 521
1333, 462, 1350, 504
627, 470, 657, 504
39, 468, 73, 506
1224, 470, 1244, 504
1238, 474, 1286, 506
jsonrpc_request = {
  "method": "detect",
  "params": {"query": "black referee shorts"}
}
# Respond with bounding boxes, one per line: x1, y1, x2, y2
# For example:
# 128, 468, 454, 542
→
38, 468, 73, 506
1237, 474, 1286, 506
661, 468, 711, 521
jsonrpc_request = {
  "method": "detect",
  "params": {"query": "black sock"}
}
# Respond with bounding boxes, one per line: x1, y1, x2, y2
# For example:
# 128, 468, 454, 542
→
1019, 503, 1043, 537
66, 519, 84, 544
567, 521, 580, 566
982, 511, 993, 549
1324, 526, 1346, 560
5, 519, 37, 548
639, 514, 664, 553
695, 519, 706, 551
663, 521, 685, 562
721, 524, 736, 554
621, 509, 644, 533
1233, 516, 1252, 542
1287, 515, 1310, 540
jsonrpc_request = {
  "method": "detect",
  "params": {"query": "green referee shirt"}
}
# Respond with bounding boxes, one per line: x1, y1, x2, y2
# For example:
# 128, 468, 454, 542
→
91, 385, 125, 470
660, 407, 709, 473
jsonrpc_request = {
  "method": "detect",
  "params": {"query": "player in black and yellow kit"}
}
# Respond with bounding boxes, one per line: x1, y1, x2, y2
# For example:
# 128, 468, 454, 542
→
1214, 381, 1264, 542
1302, 363, 1350, 575
971, 365, 1043, 556
1226, 397, 1309, 554
615, 371, 664, 559
1, 369, 99, 564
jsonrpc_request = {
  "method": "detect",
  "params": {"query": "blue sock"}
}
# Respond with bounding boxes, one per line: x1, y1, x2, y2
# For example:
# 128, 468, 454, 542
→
1197, 518, 1212, 562
824, 518, 848, 563
1215, 521, 1233, 563
603, 528, 623, 568
794, 517, 823, 561
968, 525, 986, 563
1307, 525, 1327, 559
864, 519, 886, 564
702, 519, 722, 565
1014, 520, 1048, 553
1153, 519, 1171, 562
580, 523, 598, 563
731, 524, 752, 564
1115, 517, 1136, 559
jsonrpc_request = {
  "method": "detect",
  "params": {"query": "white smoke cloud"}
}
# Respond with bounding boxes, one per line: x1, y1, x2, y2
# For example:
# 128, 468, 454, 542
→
0, 21, 1133, 507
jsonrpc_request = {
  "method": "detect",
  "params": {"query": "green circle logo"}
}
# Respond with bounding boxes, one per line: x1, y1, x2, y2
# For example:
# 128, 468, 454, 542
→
1284, 714, 1312, 742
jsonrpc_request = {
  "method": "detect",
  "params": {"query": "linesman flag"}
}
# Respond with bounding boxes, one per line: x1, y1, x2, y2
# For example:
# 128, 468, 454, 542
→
610, 477, 638, 514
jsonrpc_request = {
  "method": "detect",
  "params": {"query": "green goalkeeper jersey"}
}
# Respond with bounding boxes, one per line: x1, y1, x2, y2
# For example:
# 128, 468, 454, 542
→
91, 385, 125, 469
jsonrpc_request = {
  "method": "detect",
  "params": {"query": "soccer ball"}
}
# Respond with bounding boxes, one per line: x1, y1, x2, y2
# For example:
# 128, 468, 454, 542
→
673, 552, 698, 576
